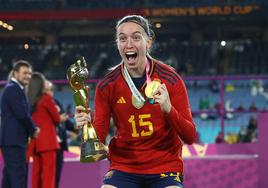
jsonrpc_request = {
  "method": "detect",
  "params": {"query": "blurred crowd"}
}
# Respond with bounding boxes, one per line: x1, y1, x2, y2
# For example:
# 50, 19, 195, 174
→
0, 39, 267, 80
215, 116, 258, 144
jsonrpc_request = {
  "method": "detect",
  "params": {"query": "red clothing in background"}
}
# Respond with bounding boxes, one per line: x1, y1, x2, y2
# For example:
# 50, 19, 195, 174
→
28, 93, 60, 188
31, 93, 60, 152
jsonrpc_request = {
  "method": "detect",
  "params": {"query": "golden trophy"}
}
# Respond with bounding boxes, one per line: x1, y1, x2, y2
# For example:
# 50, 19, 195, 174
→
67, 57, 106, 163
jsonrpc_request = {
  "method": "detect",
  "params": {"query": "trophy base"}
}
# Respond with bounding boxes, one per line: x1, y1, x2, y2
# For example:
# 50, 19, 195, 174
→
80, 140, 107, 163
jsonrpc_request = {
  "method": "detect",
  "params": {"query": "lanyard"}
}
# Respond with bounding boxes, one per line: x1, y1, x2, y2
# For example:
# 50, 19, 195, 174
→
123, 61, 151, 103
145, 61, 151, 86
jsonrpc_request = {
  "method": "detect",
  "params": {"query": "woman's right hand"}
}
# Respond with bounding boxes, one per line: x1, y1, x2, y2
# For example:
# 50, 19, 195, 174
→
74, 106, 91, 129
60, 113, 69, 123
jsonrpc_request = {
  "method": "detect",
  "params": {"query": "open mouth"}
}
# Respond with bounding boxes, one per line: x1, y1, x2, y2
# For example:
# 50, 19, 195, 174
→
125, 52, 138, 61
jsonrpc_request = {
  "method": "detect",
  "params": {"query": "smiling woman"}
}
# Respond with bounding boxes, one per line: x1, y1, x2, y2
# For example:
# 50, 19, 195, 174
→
74, 15, 196, 188
116, 15, 155, 78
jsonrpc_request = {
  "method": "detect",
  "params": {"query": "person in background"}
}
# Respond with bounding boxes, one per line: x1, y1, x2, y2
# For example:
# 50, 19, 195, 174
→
224, 132, 238, 144
27, 73, 67, 188
75, 15, 196, 188
0, 60, 40, 188
238, 126, 249, 143
246, 116, 258, 142
54, 98, 77, 188
215, 131, 225, 143
38, 80, 73, 188
198, 95, 211, 120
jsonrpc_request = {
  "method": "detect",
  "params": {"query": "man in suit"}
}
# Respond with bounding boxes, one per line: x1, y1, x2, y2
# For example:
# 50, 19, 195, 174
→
0, 60, 40, 188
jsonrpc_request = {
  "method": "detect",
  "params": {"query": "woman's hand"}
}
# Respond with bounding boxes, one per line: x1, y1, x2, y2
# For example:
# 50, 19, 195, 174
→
74, 106, 91, 129
60, 113, 69, 123
153, 83, 172, 114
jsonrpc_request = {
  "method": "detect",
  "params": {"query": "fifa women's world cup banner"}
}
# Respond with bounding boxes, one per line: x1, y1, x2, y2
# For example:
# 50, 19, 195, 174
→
144, 4, 261, 17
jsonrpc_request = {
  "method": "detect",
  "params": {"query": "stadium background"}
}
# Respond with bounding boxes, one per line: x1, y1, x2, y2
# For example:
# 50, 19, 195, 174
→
0, 0, 268, 187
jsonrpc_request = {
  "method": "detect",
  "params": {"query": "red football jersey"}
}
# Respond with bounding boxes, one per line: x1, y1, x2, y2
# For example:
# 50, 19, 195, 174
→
93, 57, 196, 174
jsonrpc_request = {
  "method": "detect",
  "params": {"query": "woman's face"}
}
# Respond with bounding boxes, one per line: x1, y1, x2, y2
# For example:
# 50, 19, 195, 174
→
44, 80, 54, 96
116, 22, 152, 71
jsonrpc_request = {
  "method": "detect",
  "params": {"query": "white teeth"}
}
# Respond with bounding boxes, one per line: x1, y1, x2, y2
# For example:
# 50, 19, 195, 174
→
126, 52, 136, 55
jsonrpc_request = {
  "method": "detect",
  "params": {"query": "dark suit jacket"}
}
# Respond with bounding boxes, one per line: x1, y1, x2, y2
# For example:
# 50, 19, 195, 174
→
55, 99, 75, 151
0, 80, 36, 147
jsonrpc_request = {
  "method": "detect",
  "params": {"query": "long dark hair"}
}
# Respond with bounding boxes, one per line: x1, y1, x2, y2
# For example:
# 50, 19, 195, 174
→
27, 72, 45, 113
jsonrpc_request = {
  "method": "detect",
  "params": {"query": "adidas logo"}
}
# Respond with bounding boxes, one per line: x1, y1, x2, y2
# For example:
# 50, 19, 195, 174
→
117, 97, 126, 104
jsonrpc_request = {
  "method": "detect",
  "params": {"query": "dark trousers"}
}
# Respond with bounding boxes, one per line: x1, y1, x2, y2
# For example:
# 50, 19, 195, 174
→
56, 149, 64, 188
1, 146, 27, 188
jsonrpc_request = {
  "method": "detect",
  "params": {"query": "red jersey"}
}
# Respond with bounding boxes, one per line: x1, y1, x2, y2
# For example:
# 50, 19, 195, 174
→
93, 57, 196, 174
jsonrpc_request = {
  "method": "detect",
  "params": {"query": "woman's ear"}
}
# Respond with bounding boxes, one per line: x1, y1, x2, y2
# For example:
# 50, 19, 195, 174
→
146, 37, 153, 52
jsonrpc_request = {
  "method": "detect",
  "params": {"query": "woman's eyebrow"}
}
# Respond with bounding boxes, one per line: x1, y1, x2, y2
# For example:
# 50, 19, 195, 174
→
118, 31, 142, 36
133, 31, 142, 35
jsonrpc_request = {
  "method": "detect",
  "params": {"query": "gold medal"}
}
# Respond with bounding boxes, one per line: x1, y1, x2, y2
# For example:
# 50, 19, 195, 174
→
132, 95, 144, 109
145, 79, 161, 98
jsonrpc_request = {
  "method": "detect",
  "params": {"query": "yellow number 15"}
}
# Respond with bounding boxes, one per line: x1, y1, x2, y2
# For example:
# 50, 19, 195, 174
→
128, 114, 153, 138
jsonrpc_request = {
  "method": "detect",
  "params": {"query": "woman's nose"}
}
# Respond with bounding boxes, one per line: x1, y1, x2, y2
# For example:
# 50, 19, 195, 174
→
126, 38, 133, 48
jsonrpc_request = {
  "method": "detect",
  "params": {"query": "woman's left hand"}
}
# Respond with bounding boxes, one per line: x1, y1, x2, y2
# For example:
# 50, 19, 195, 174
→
152, 83, 171, 114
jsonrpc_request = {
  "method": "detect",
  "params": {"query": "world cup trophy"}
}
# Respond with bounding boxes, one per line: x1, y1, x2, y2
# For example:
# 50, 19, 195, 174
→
67, 57, 106, 163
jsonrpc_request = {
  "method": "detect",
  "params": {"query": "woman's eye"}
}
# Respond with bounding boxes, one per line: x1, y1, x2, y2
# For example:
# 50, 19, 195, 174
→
119, 37, 126, 42
133, 36, 141, 41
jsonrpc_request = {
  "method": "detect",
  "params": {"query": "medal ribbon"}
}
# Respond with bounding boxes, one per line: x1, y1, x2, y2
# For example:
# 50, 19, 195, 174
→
123, 60, 151, 103
145, 61, 151, 86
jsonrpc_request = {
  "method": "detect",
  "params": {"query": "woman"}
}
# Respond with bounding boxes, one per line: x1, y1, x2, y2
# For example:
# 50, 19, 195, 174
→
27, 72, 64, 188
75, 15, 196, 188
